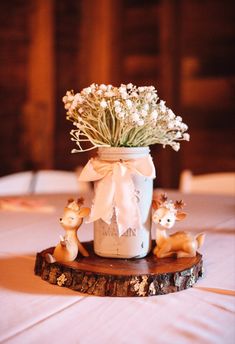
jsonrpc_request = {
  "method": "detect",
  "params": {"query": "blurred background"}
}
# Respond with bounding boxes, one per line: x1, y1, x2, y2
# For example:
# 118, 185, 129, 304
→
0, 0, 234, 188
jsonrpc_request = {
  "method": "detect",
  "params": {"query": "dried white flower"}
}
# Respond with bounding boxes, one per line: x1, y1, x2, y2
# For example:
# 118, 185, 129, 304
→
105, 91, 115, 97
183, 133, 190, 141
168, 109, 175, 120
126, 99, 133, 109
83, 87, 92, 94
167, 122, 175, 130
141, 110, 148, 117
100, 99, 107, 108
146, 92, 152, 101
96, 90, 103, 96
74, 93, 83, 103
62, 96, 67, 103
159, 100, 166, 113
65, 103, 71, 110
131, 91, 138, 98
67, 95, 74, 102
176, 116, 182, 122
115, 106, 122, 114
138, 86, 146, 92
137, 119, 145, 126
143, 104, 149, 111
175, 131, 182, 139
151, 110, 158, 120
119, 85, 127, 93
131, 112, 140, 123
172, 142, 180, 151
100, 84, 107, 91
120, 92, 127, 100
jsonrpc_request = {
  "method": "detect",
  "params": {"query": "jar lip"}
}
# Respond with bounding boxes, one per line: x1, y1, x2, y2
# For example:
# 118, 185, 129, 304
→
98, 146, 150, 154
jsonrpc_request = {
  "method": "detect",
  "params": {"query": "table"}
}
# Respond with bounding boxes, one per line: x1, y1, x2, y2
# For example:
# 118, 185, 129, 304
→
0, 191, 234, 344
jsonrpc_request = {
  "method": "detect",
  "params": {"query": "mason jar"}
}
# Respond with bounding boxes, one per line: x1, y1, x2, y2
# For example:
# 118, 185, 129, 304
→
93, 146, 155, 258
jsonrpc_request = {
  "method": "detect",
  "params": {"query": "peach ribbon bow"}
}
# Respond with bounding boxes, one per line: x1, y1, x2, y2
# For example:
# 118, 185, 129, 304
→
78, 156, 156, 236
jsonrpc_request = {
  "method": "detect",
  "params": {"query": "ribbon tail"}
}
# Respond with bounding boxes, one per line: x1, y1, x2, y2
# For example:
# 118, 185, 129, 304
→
113, 165, 141, 236
87, 173, 115, 224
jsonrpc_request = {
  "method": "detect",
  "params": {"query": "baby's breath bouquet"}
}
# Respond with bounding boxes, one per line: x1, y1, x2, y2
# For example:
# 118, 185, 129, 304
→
63, 83, 189, 152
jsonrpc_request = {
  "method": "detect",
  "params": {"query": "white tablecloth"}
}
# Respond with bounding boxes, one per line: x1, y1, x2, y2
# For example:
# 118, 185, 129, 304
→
0, 191, 234, 344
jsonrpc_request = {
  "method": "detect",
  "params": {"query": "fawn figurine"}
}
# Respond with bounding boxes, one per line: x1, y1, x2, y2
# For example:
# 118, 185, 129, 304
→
46, 198, 90, 263
152, 194, 205, 258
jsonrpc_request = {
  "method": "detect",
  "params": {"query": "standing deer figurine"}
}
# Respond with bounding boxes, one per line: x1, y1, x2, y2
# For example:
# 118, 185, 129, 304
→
152, 194, 205, 258
46, 198, 90, 263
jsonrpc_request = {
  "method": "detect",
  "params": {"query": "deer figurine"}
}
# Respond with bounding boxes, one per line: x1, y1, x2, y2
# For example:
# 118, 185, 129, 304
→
46, 198, 90, 264
152, 194, 205, 258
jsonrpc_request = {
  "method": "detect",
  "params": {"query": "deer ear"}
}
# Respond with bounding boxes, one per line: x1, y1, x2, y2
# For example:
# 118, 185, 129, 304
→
176, 212, 187, 221
78, 207, 90, 218
152, 200, 158, 210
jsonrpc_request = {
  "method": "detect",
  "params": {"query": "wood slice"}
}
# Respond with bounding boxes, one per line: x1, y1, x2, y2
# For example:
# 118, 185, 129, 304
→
34, 241, 204, 297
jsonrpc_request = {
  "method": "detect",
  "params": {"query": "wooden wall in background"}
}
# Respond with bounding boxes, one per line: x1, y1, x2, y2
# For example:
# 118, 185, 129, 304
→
179, 0, 235, 177
0, 0, 234, 188
0, 0, 31, 174
23, 0, 55, 170
54, 0, 83, 169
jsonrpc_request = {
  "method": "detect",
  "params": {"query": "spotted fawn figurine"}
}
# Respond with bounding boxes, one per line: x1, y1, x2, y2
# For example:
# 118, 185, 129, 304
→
46, 198, 90, 263
152, 194, 205, 258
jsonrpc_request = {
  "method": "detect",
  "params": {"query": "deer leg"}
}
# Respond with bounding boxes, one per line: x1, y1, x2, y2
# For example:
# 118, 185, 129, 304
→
156, 243, 172, 258
77, 240, 89, 257
176, 242, 197, 258
153, 245, 160, 255
45, 253, 56, 263
158, 251, 175, 258
176, 250, 195, 258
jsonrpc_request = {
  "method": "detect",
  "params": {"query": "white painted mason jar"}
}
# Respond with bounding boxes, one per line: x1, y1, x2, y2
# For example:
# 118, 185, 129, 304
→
93, 146, 155, 259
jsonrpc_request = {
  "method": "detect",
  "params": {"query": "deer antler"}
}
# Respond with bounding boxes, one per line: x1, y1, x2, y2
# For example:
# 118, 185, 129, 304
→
66, 197, 84, 212
174, 200, 185, 210
77, 197, 84, 206
160, 193, 168, 203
